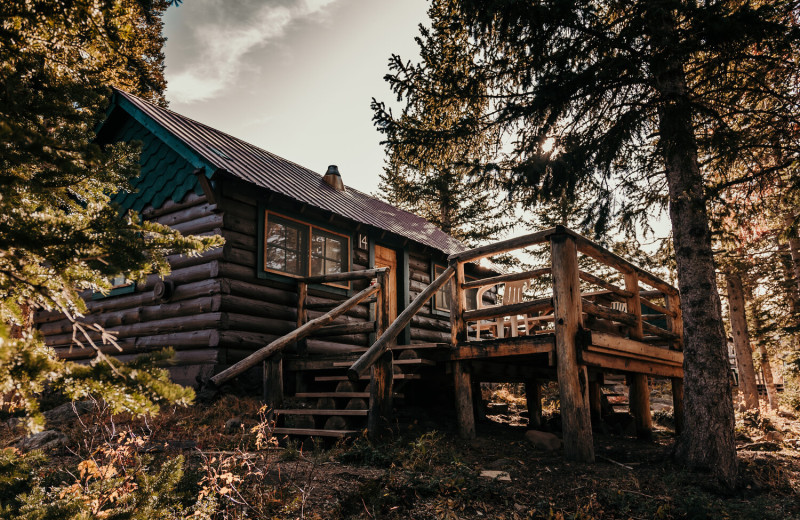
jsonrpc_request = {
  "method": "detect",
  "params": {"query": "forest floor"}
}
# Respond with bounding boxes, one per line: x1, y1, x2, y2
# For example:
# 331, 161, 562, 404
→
4, 387, 800, 520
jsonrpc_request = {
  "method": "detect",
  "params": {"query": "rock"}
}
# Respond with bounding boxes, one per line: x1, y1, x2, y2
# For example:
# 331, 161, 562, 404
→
525, 430, 561, 451
514, 503, 527, 513
487, 402, 509, 414
43, 401, 94, 424
479, 470, 511, 482
763, 430, 784, 443
224, 417, 242, 433
17, 430, 67, 452
777, 408, 797, 420
485, 458, 515, 470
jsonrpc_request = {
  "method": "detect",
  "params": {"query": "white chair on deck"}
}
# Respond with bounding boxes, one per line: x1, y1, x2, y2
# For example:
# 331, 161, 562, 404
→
473, 280, 528, 339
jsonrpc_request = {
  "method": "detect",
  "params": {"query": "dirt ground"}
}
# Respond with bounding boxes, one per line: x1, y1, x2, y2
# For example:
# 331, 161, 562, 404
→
4, 391, 800, 520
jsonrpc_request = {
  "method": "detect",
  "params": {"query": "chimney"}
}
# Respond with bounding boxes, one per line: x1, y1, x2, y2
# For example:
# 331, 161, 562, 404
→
322, 164, 345, 192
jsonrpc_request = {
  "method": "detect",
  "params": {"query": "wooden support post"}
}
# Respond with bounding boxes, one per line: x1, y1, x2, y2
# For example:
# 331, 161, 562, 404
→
368, 271, 393, 439
525, 378, 543, 429
263, 354, 283, 409
550, 233, 594, 462
589, 378, 602, 423
472, 380, 487, 421
453, 361, 476, 439
296, 281, 308, 356
624, 271, 652, 438
665, 293, 685, 434
629, 374, 652, 438
450, 260, 475, 438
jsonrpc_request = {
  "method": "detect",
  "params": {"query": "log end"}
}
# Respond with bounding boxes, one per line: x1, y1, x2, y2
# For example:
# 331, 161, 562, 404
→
346, 368, 360, 383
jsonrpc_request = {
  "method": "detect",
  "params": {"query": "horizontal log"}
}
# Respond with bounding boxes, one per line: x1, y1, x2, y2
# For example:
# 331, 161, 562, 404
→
462, 268, 551, 289
151, 203, 217, 227
218, 331, 280, 350
224, 246, 256, 267
222, 279, 295, 305
166, 247, 225, 271
354, 249, 369, 266
448, 228, 555, 263
140, 261, 220, 291
224, 212, 257, 235
588, 331, 683, 364
581, 299, 638, 327
411, 314, 450, 332
114, 348, 219, 365
222, 229, 256, 251
312, 322, 376, 336
579, 350, 683, 379
409, 327, 451, 343
222, 200, 257, 220
219, 295, 295, 321
347, 266, 454, 381
586, 345, 682, 367
410, 271, 431, 284
53, 329, 221, 360
641, 320, 680, 340
462, 297, 552, 322
223, 313, 296, 335
304, 267, 388, 284
408, 255, 429, 272
451, 335, 555, 360
210, 283, 380, 386
171, 213, 224, 235
578, 271, 633, 298
142, 192, 207, 219
305, 339, 366, 355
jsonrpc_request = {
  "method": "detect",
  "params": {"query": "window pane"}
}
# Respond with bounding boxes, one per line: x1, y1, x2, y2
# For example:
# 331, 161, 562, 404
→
327, 236, 342, 259
326, 259, 341, 274
311, 256, 324, 276
266, 247, 284, 271
267, 221, 285, 247
286, 250, 300, 275
311, 233, 324, 256
285, 226, 299, 250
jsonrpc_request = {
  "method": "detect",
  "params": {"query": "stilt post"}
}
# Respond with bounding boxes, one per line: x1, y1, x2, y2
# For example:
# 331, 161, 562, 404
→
525, 378, 543, 429
665, 293, 685, 434
550, 231, 594, 462
368, 270, 394, 439
450, 259, 475, 438
624, 271, 652, 437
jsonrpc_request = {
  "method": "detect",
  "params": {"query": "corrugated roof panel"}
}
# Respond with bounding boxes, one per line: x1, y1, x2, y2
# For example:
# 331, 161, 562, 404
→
113, 89, 468, 256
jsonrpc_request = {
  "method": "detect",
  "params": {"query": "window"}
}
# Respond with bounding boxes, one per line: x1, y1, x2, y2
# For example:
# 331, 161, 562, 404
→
433, 264, 452, 312
266, 215, 305, 275
311, 229, 346, 276
263, 211, 350, 287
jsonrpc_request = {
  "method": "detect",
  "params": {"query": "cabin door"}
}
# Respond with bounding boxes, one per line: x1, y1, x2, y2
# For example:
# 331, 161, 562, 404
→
374, 245, 398, 322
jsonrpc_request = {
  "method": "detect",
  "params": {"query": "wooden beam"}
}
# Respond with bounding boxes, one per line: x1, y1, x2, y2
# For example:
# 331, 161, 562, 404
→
579, 351, 683, 379
368, 271, 393, 439
581, 299, 638, 326
526, 378, 543, 429
550, 232, 595, 462
462, 297, 553, 322
451, 336, 555, 360
311, 321, 376, 337
641, 321, 680, 340
589, 331, 683, 364
296, 281, 307, 355
640, 296, 677, 318
210, 283, 380, 386
629, 373, 652, 438
585, 345, 683, 367
447, 228, 556, 263
347, 266, 455, 381
461, 268, 551, 289
588, 378, 602, 422
263, 354, 283, 408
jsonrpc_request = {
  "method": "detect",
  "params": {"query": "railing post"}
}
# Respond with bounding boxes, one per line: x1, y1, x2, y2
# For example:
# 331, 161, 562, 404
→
624, 272, 652, 438
263, 353, 283, 409
665, 293, 685, 434
551, 232, 594, 462
368, 270, 393, 439
296, 281, 308, 356
450, 260, 475, 438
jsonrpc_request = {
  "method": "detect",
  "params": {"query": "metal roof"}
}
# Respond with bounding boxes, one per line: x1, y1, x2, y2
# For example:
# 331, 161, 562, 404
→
112, 89, 468, 256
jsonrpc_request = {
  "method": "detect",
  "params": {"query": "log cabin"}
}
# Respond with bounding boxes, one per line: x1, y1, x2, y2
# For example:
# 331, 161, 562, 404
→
36, 89, 687, 461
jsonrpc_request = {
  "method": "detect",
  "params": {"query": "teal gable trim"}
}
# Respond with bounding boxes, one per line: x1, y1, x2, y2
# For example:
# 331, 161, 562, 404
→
113, 94, 216, 175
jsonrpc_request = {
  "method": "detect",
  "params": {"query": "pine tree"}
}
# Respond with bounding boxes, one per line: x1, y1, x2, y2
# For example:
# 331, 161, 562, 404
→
374, 0, 513, 246
0, 0, 221, 427
374, 0, 800, 485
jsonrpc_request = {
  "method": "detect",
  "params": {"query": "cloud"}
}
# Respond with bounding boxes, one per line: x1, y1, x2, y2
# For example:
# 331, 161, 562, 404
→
165, 0, 337, 104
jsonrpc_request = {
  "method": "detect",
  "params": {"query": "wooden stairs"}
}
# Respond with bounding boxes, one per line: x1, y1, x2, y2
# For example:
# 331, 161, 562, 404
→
271, 343, 449, 440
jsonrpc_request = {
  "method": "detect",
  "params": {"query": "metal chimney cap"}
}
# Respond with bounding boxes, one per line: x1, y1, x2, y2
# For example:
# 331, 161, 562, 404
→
325, 165, 340, 176
322, 164, 345, 191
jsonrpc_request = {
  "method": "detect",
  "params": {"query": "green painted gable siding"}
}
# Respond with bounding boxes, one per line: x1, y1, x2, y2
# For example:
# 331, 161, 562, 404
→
110, 116, 202, 214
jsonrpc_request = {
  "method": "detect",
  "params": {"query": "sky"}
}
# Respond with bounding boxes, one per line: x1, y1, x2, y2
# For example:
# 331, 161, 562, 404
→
162, 0, 428, 196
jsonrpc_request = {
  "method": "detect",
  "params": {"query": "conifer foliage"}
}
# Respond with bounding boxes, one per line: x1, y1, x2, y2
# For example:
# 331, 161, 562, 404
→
374, 0, 800, 486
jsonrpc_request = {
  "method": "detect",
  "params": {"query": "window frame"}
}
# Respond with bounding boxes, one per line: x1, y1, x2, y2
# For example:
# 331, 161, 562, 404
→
262, 210, 351, 289
432, 263, 481, 314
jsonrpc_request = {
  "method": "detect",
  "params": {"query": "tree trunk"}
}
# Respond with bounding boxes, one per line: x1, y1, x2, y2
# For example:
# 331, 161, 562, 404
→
649, 13, 737, 485
747, 290, 780, 410
784, 215, 800, 297
725, 270, 760, 410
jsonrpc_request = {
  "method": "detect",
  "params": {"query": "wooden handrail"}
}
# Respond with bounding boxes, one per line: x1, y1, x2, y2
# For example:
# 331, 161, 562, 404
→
347, 266, 455, 381
447, 228, 556, 263
462, 297, 552, 322
211, 282, 381, 386
640, 296, 677, 318
578, 271, 633, 298
461, 268, 551, 289
304, 267, 389, 284
581, 298, 638, 327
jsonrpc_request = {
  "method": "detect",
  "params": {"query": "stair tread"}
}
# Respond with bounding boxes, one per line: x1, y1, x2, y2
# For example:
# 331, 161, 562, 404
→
294, 392, 404, 398
331, 358, 436, 367
275, 409, 368, 416
315, 374, 422, 382
272, 427, 358, 437
391, 343, 450, 350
